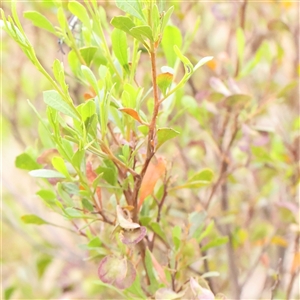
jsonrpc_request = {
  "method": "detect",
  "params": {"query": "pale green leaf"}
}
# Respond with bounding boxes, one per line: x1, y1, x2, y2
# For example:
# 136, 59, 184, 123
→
29, 169, 66, 178
52, 156, 70, 178
43, 90, 79, 120
112, 29, 128, 69
130, 25, 153, 42
194, 56, 214, 72
116, 0, 145, 22
68, 1, 91, 30
23, 11, 56, 34
156, 127, 180, 150
15, 153, 41, 170
80, 46, 98, 66
161, 25, 182, 67
21, 214, 49, 225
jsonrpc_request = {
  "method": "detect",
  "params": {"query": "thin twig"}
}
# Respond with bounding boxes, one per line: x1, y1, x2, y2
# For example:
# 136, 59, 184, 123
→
270, 258, 282, 300
286, 233, 300, 300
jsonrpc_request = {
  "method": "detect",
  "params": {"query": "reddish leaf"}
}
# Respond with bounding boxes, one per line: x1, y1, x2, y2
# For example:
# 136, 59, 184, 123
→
190, 277, 215, 300
98, 256, 136, 290
120, 226, 147, 245
291, 251, 300, 274
86, 161, 97, 183
138, 157, 166, 209
119, 108, 144, 124
86, 162, 102, 208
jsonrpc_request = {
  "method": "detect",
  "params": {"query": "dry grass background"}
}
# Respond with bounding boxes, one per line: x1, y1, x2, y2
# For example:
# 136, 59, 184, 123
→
2, 1, 299, 299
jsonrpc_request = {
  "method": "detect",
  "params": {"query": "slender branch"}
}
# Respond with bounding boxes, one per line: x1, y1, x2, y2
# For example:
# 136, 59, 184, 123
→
132, 46, 160, 221
240, 232, 276, 288
270, 258, 282, 300
235, 0, 248, 77
149, 176, 170, 251
286, 233, 300, 300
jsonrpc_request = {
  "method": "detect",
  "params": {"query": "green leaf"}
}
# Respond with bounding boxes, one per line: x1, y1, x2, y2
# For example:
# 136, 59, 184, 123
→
188, 211, 206, 239
201, 236, 229, 252
111, 16, 136, 34
138, 125, 149, 136
15, 153, 41, 170
36, 189, 57, 208
156, 127, 180, 150
96, 165, 117, 186
188, 169, 214, 183
72, 149, 85, 169
157, 72, 173, 96
38, 121, 54, 149
145, 248, 159, 293
155, 288, 187, 300
36, 189, 56, 201
116, 0, 145, 22
194, 56, 214, 72
43, 90, 79, 120
130, 25, 154, 42
111, 16, 144, 43
173, 45, 193, 70
23, 11, 56, 34
52, 59, 66, 91
196, 220, 215, 243
37, 255, 52, 278
82, 198, 94, 211
161, 25, 182, 67
239, 41, 268, 78
78, 100, 96, 121
152, 4, 160, 41
161, 6, 174, 33
236, 27, 245, 66
150, 222, 167, 242
4, 286, 16, 300
88, 237, 102, 248
80, 46, 98, 66
224, 94, 252, 108
172, 225, 181, 250
171, 181, 211, 190
64, 207, 84, 218
112, 28, 128, 70
81, 65, 98, 94
68, 0, 91, 30
29, 169, 66, 178
52, 156, 70, 178
125, 274, 147, 299
57, 182, 74, 207
68, 49, 80, 76
21, 214, 49, 225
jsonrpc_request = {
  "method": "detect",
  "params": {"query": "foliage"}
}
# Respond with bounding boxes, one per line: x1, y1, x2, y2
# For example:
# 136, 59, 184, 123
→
1, 1, 299, 299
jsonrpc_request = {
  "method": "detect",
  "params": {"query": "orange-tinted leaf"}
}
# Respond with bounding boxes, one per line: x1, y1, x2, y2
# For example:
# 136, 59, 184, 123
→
291, 251, 300, 274
149, 251, 168, 285
95, 186, 102, 208
207, 59, 217, 71
119, 108, 144, 124
157, 72, 173, 95
84, 87, 96, 101
138, 157, 166, 209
